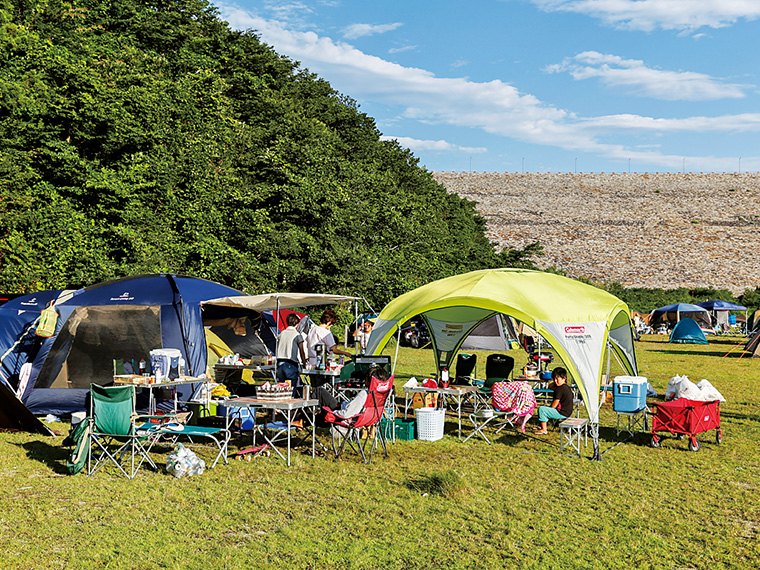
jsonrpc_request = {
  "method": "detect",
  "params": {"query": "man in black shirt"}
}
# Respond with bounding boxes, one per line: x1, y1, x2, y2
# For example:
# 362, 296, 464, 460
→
534, 367, 573, 435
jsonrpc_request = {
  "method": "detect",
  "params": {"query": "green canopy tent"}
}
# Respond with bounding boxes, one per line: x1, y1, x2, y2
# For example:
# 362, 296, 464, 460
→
366, 269, 638, 460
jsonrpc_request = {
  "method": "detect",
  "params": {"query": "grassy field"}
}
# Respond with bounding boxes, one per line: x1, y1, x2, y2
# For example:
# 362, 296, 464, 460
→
1, 336, 758, 570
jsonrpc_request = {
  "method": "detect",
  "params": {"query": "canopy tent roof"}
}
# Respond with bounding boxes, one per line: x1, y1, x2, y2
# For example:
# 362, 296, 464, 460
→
650, 303, 710, 327
652, 303, 709, 314
694, 300, 747, 311
202, 293, 359, 311
367, 269, 638, 447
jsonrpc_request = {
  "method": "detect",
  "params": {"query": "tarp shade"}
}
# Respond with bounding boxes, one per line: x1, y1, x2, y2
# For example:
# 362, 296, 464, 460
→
650, 303, 710, 327
367, 269, 638, 427
694, 300, 747, 311
202, 293, 359, 311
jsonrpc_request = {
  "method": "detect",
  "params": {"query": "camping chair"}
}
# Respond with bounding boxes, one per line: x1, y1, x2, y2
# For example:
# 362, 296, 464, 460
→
473, 354, 515, 396
454, 353, 477, 385
87, 384, 161, 479
468, 353, 516, 414
324, 374, 394, 464
464, 381, 537, 444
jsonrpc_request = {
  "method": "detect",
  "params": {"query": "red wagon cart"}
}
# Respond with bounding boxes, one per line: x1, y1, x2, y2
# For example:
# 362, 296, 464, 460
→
650, 398, 722, 452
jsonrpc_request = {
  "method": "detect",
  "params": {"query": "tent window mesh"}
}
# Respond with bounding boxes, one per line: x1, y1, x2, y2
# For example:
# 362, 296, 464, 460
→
35, 306, 161, 390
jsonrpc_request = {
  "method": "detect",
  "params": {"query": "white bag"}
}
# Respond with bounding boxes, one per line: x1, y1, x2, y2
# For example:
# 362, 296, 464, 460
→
403, 377, 418, 389
665, 374, 686, 400
675, 377, 703, 400
696, 379, 726, 402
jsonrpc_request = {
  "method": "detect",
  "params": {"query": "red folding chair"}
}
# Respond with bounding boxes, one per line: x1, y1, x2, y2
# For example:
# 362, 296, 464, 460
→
324, 375, 394, 463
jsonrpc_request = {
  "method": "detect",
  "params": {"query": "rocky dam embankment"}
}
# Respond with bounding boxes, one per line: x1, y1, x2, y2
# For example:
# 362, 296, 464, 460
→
433, 172, 760, 294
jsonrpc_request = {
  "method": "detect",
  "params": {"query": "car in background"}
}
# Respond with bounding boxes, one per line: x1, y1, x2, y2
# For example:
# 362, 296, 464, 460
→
400, 316, 430, 349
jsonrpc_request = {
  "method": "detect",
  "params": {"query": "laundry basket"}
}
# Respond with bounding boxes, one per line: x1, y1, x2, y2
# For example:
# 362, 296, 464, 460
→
415, 408, 445, 441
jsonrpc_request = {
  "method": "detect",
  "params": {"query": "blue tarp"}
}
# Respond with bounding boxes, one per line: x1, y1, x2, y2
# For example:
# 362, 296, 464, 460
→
695, 300, 747, 311
650, 303, 710, 327
669, 318, 709, 344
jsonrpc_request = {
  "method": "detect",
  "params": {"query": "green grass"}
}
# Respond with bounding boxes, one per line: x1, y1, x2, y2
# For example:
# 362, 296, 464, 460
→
1, 337, 759, 569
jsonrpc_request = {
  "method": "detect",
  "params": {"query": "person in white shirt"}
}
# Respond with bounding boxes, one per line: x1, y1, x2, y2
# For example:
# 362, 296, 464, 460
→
306, 308, 351, 366
354, 320, 374, 353
276, 313, 307, 396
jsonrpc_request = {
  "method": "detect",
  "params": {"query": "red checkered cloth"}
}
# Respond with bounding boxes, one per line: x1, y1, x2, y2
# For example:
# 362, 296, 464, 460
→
492, 381, 537, 417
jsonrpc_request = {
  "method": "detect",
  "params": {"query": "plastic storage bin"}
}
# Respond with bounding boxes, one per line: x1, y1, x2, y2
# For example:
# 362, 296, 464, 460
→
415, 408, 445, 441
187, 401, 218, 425
613, 376, 648, 412
393, 418, 416, 441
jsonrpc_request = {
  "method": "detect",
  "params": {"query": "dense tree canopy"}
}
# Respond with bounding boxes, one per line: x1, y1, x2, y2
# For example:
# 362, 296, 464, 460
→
0, 0, 539, 305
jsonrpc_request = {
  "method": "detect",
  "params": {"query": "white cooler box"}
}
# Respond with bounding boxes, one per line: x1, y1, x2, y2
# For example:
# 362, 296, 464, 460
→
150, 348, 185, 380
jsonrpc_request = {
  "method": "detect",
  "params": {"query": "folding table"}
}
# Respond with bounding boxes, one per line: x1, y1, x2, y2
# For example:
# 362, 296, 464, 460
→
224, 397, 319, 466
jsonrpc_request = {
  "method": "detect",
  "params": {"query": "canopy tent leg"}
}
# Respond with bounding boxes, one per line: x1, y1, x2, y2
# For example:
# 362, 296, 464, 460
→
590, 422, 601, 461
391, 327, 401, 377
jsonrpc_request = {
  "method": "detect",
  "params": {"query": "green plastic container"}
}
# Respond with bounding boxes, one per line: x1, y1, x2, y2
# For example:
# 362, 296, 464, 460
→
187, 401, 218, 425
393, 417, 416, 441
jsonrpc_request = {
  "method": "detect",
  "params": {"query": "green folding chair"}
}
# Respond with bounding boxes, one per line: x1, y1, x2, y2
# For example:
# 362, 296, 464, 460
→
87, 384, 160, 479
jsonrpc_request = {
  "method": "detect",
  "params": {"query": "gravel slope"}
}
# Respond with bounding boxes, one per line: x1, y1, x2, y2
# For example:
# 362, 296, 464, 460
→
433, 172, 760, 294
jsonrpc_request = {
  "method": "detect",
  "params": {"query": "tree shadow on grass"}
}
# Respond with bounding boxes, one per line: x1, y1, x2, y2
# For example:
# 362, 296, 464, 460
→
16, 440, 70, 475
646, 348, 749, 358
721, 410, 760, 423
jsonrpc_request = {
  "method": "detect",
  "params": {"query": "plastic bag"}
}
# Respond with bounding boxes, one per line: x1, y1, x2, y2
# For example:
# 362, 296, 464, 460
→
665, 374, 686, 400
166, 443, 206, 478
403, 377, 418, 389
696, 379, 726, 402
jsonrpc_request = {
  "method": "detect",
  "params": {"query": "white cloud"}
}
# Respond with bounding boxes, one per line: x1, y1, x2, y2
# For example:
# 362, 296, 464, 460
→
218, 5, 760, 170
388, 45, 417, 54
343, 22, 402, 40
547, 51, 749, 100
381, 136, 487, 154
581, 112, 760, 132
532, 0, 760, 32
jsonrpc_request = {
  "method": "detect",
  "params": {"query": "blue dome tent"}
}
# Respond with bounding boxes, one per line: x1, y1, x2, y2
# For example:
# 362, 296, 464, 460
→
669, 318, 708, 345
17, 274, 244, 416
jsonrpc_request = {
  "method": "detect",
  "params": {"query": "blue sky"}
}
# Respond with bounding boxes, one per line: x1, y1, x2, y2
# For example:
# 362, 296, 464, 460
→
215, 1, 760, 173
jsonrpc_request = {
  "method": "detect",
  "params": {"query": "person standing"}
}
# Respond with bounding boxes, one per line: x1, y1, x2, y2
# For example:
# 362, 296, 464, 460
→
306, 309, 352, 366
354, 320, 374, 353
276, 313, 307, 397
